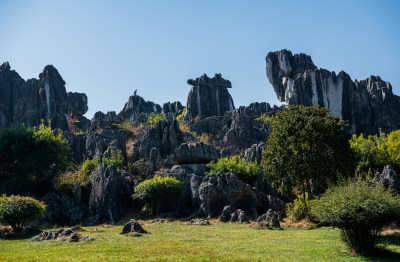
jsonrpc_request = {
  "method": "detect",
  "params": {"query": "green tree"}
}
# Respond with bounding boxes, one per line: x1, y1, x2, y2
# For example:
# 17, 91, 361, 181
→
0, 122, 69, 195
262, 105, 355, 200
311, 179, 400, 253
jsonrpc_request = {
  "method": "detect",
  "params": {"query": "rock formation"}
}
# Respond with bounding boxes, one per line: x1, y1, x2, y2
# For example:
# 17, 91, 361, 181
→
266, 49, 400, 134
164, 142, 219, 166
184, 73, 235, 120
88, 164, 134, 224
374, 165, 400, 193
121, 219, 148, 234
0, 62, 88, 130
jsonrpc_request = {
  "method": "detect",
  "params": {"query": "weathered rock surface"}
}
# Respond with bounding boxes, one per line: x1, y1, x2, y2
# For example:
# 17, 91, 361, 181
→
197, 173, 258, 218
256, 209, 281, 228
219, 205, 232, 222
0, 62, 88, 130
184, 74, 235, 120
189, 218, 210, 225
88, 164, 134, 225
374, 165, 400, 193
230, 209, 248, 223
244, 142, 267, 164
121, 219, 147, 234
118, 94, 162, 124
165, 142, 219, 166
36, 228, 92, 242
132, 120, 183, 160
266, 49, 400, 135
41, 192, 85, 225
85, 129, 128, 159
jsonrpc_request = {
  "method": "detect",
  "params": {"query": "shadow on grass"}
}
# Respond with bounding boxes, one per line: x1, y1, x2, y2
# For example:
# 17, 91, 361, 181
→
359, 233, 400, 261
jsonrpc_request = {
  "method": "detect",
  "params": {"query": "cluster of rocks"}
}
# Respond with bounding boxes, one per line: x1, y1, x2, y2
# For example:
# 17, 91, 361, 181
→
373, 165, 400, 193
189, 218, 210, 225
36, 228, 93, 242
266, 49, 400, 134
0, 62, 88, 130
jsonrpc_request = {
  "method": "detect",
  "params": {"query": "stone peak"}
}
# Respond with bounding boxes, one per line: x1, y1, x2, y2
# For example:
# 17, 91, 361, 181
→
187, 73, 232, 88
0, 61, 11, 71
39, 65, 66, 85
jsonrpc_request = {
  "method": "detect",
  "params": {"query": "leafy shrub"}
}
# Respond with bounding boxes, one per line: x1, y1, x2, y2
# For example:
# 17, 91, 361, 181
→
102, 149, 128, 171
133, 175, 181, 215
176, 108, 186, 124
311, 179, 400, 253
286, 193, 311, 222
0, 121, 69, 195
147, 113, 166, 127
206, 156, 260, 184
262, 105, 355, 199
0, 195, 46, 231
350, 130, 400, 176
349, 133, 389, 175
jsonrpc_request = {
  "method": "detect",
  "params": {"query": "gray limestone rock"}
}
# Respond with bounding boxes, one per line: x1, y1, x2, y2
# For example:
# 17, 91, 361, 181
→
88, 164, 134, 224
374, 165, 400, 193
244, 142, 267, 164
184, 74, 235, 120
189, 218, 210, 225
266, 49, 400, 135
0, 62, 88, 131
133, 120, 183, 160
41, 192, 85, 225
219, 205, 232, 222
165, 142, 219, 166
121, 219, 148, 234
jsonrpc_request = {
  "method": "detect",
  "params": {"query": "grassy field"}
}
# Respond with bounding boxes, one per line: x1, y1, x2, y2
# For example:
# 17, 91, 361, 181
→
1, 220, 400, 261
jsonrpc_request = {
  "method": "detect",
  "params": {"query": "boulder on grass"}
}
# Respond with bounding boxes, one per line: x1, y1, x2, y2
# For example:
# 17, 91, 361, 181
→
121, 219, 148, 234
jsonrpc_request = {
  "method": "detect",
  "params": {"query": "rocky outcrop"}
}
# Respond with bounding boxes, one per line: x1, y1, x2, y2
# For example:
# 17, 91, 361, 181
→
131, 120, 183, 160
165, 142, 219, 166
36, 228, 93, 242
244, 142, 266, 164
230, 209, 249, 223
85, 128, 128, 159
41, 192, 86, 225
121, 219, 148, 234
118, 94, 162, 124
256, 209, 281, 228
266, 49, 400, 135
189, 218, 210, 225
374, 165, 400, 193
0, 62, 88, 130
184, 74, 235, 120
88, 164, 134, 224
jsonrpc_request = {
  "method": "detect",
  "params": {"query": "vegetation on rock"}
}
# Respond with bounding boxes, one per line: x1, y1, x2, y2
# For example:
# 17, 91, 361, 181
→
206, 156, 260, 184
147, 113, 166, 127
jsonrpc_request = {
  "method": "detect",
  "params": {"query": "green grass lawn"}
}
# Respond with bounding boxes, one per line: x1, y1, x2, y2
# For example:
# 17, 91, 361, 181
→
1, 221, 400, 261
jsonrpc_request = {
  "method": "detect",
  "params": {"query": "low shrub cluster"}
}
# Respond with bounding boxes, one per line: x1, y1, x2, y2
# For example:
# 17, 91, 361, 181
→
311, 179, 400, 253
286, 193, 311, 222
206, 156, 260, 184
133, 175, 181, 215
147, 113, 166, 127
0, 195, 46, 231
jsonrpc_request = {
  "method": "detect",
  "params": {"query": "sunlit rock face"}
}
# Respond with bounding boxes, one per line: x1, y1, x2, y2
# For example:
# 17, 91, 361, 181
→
184, 73, 235, 120
266, 49, 400, 135
0, 62, 88, 130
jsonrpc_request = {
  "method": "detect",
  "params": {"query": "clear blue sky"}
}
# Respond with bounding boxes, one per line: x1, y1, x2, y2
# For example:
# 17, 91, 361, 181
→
1, 0, 399, 118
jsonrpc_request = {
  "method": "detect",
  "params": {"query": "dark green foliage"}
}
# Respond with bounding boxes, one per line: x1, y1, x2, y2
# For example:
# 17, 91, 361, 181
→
311, 179, 400, 253
262, 105, 356, 199
0, 194, 46, 231
0, 122, 69, 195
206, 156, 260, 184
133, 175, 181, 215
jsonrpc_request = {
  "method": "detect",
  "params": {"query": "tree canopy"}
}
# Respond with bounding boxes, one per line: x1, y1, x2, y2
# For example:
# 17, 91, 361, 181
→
0, 122, 69, 195
262, 105, 356, 199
